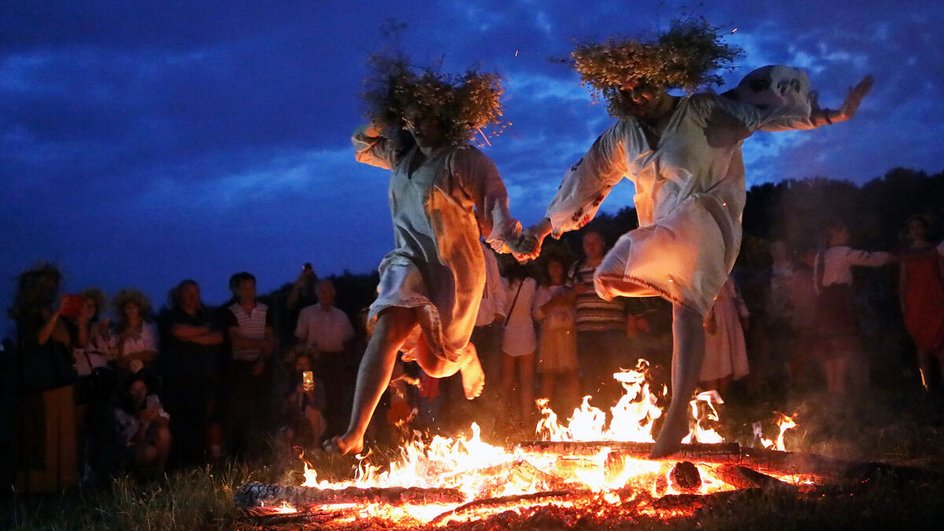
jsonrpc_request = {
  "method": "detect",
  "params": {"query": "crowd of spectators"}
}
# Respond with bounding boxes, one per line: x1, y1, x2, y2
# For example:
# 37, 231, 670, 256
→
3, 214, 943, 492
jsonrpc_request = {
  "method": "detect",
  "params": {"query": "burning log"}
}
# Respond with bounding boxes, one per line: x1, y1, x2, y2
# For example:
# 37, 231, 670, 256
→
517, 440, 742, 461
670, 461, 702, 492
235, 482, 465, 509
517, 440, 926, 481
714, 464, 796, 490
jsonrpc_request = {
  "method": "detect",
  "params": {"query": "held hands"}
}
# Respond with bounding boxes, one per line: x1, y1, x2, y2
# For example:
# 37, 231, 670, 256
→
507, 218, 553, 263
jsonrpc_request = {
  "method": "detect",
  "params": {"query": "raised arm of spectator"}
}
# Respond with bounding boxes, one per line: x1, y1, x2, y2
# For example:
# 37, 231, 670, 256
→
36, 302, 64, 346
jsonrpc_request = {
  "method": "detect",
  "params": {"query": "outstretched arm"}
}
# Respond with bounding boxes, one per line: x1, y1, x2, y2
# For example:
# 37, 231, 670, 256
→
715, 73, 874, 132
516, 122, 630, 260
807, 75, 873, 127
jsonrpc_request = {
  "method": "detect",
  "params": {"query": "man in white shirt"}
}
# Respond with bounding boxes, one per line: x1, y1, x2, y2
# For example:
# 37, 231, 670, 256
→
294, 279, 355, 436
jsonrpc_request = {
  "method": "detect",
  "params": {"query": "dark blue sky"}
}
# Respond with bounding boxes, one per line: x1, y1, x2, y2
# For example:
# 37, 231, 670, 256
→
2, 1, 942, 333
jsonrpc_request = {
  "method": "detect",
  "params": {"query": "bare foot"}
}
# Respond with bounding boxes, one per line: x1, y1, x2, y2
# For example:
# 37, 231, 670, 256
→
322, 432, 365, 456
459, 348, 485, 400
649, 406, 690, 459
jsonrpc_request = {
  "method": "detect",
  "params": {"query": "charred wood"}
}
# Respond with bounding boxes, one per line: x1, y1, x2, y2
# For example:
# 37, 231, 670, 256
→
670, 461, 702, 492
428, 489, 586, 526
714, 464, 796, 491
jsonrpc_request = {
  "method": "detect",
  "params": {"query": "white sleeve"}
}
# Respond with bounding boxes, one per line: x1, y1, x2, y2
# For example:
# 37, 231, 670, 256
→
546, 121, 630, 237
846, 249, 893, 267
451, 147, 522, 252
707, 93, 815, 133
352, 125, 398, 170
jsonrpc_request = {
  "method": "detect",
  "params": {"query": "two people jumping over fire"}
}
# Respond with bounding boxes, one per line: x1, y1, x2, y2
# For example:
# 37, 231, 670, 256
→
328, 18, 873, 458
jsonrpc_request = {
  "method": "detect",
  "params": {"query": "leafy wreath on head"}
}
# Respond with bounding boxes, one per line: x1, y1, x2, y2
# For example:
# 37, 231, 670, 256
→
571, 17, 743, 117
362, 54, 506, 146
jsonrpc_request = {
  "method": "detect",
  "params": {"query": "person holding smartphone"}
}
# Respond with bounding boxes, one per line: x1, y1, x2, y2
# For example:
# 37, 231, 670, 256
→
10, 263, 79, 492
278, 353, 326, 448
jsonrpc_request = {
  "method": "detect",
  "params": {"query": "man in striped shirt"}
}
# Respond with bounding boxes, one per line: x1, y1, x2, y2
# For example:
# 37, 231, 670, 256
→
569, 230, 629, 406
222, 272, 276, 457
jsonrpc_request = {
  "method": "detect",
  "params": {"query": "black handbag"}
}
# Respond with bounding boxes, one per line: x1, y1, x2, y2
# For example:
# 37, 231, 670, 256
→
17, 337, 78, 393
74, 350, 116, 403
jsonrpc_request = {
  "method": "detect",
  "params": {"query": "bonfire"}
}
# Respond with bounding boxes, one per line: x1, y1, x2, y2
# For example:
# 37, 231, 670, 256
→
235, 359, 893, 529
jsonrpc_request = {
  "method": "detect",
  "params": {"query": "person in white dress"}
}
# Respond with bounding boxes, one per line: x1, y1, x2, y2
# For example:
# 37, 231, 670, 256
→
700, 276, 750, 398
518, 20, 873, 457
500, 262, 538, 425
533, 256, 578, 411
326, 56, 525, 454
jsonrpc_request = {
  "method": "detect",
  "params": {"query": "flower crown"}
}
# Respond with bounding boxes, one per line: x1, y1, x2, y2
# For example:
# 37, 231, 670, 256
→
572, 18, 742, 116
363, 54, 506, 145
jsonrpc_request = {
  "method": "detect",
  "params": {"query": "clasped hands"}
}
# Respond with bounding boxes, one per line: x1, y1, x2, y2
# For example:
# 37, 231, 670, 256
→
506, 218, 554, 263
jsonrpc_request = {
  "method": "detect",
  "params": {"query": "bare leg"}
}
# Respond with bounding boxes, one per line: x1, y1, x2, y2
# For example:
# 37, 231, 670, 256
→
651, 303, 705, 458
458, 349, 486, 400
415, 338, 485, 400
324, 307, 416, 455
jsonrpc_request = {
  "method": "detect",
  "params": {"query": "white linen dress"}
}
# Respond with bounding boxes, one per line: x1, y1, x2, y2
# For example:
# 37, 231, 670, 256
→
501, 277, 538, 357
353, 127, 521, 364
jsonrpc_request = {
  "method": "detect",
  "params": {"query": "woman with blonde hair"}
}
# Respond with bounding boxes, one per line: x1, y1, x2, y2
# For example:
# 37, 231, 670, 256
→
112, 289, 159, 375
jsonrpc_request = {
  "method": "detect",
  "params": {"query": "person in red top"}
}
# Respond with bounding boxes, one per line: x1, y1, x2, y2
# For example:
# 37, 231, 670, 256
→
898, 215, 944, 390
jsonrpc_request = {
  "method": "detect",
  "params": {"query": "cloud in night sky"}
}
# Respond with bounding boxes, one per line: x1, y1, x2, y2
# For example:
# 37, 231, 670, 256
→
2, 0, 943, 333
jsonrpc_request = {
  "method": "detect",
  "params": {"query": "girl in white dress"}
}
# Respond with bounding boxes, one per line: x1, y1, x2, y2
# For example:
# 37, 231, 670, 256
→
501, 262, 538, 425
533, 256, 578, 411
327, 56, 525, 455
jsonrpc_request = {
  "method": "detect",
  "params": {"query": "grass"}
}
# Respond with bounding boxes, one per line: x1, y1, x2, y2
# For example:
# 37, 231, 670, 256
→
4, 381, 944, 530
